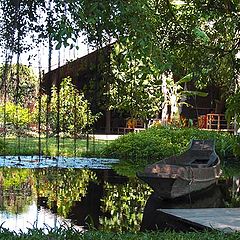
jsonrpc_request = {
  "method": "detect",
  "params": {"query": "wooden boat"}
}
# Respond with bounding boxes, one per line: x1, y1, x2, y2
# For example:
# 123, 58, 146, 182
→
137, 140, 221, 199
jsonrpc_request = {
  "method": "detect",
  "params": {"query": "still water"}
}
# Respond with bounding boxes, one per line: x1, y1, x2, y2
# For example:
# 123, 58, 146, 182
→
0, 162, 240, 233
0, 166, 150, 233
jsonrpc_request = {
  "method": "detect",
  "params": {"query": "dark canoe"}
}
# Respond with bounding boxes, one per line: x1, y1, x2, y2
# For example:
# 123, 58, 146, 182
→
137, 140, 221, 199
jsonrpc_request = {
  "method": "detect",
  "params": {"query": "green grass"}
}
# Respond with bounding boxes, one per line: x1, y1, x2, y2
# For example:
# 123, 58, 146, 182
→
0, 136, 109, 157
0, 228, 240, 240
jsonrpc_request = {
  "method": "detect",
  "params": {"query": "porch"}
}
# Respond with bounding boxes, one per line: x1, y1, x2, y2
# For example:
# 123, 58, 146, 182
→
198, 113, 234, 132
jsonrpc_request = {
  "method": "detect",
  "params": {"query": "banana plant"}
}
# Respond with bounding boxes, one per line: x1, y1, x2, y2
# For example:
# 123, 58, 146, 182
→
162, 72, 208, 124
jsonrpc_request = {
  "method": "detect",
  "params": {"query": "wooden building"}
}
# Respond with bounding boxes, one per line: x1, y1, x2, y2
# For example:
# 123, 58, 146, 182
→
42, 43, 231, 133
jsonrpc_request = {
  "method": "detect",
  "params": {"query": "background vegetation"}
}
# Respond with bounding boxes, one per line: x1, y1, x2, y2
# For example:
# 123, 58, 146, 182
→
1, 1, 240, 128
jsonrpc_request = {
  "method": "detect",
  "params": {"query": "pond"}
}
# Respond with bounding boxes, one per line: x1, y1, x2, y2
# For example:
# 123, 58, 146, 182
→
0, 158, 240, 233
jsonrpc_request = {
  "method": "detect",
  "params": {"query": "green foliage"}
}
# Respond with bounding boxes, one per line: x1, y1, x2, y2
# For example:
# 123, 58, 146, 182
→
34, 77, 97, 136
0, 168, 32, 188
0, 168, 34, 214
0, 101, 32, 129
101, 127, 239, 169
0, 64, 37, 133
226, 89, 240, 128
50, 77, 96, 135
110, 41, 163, 119
193, 27, 210, 44
36, 168, 97, 218
0, 138, 4, 149
1, 0, 240, 126
162, 74, 208, 123
100, 179, 152, 232
0, 64, 38, 106
0, 228, 240, 240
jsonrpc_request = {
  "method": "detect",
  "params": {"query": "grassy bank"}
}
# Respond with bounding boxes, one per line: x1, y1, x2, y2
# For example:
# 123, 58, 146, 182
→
0, 136, 108, 157
101, 126, 240, 161
99, 126, 240, 176
1, 127, 239, 161
0, 229, 240, 240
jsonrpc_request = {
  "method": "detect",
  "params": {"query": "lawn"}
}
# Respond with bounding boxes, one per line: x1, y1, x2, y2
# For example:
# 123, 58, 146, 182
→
0, 228, 240, 240
0, 136, 109, 157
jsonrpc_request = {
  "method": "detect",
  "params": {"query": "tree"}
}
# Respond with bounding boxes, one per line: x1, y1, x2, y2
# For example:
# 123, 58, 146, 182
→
0, 101, 32, 132
110, 42, 163, 120
1, 0, 240, 127
35, 77, 97, 136
226, 89, 240, 132
0, 64, 37, 133
108, 1, 240, 124
161, 72, 208, 124
0, 64, 38, 107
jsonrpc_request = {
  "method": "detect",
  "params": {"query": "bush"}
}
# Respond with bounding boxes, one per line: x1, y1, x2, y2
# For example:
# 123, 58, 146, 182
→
0, 102, 32, 131
101, 126, 239, 167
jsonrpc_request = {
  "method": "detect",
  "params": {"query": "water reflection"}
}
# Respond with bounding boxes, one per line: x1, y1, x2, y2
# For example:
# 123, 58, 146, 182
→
0, 202, 83, 233
141, 185, 224, 231
0, 167, 150, 232
0, 167, 240, 233
141, 177, 240, 231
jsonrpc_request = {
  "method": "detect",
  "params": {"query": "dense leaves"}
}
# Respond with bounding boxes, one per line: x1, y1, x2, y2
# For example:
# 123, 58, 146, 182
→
0, 168, 34, 214
226, 89, 240, 126
110, 42, 163, 119
0, 64, 38, 106
34, 77, 97, 136
0, 101, 31, 129
49, 77, 96, 135
37, 168, 98, 218
100, 179, 152, 232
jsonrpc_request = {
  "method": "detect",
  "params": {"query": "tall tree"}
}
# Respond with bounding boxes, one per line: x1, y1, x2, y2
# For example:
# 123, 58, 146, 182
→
0, 64, 38, 106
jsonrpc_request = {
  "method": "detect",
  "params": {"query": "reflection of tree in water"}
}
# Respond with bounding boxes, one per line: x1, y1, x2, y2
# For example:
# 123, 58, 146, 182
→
36, 168, 98, 218
0, 168, 34, 214
99, 178, 152, 232
140, 177, 240, 232
141, 185, 226, 231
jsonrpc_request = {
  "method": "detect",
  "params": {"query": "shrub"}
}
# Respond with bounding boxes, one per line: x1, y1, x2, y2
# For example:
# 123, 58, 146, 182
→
0, 101, 32, 131
101, 126, 239, 167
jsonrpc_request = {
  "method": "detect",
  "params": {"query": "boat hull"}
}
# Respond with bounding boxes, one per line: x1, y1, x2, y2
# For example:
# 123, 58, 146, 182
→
137, 140, 221, 199
137, 172, 219, 199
